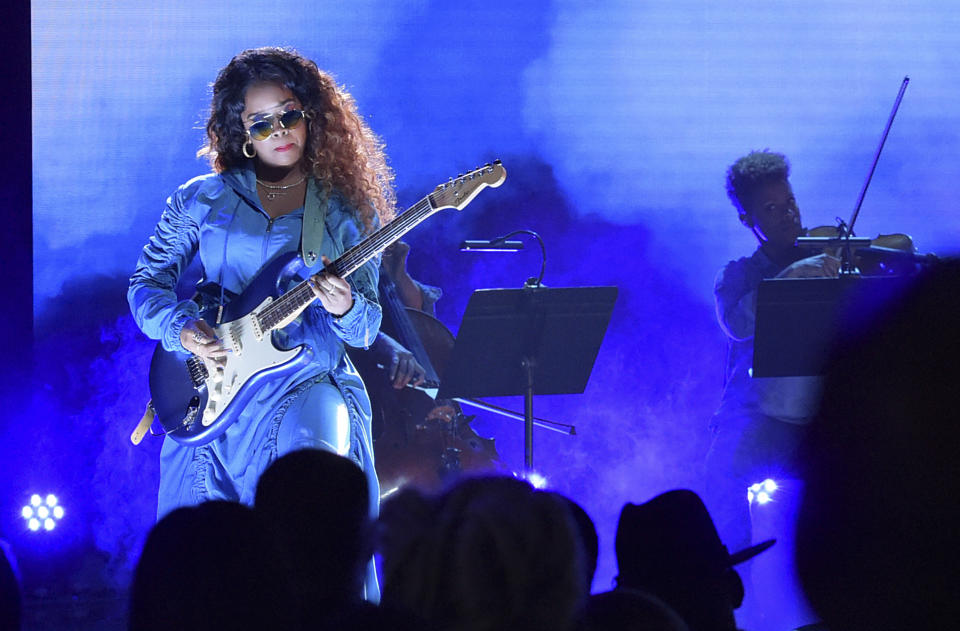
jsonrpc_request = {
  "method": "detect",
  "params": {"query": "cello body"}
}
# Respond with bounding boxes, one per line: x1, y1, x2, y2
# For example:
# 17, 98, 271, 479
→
348, 278, 503, 495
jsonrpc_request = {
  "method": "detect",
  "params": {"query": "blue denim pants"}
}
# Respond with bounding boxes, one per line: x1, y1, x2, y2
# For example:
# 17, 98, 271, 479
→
156, 358, 380, 600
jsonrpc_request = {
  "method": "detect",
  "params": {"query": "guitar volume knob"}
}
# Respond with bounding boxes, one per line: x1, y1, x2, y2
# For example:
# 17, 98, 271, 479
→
202, 407, 216, 427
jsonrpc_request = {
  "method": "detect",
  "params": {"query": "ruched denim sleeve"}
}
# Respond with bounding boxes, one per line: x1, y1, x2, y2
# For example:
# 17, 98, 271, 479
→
128, 183, 203, 353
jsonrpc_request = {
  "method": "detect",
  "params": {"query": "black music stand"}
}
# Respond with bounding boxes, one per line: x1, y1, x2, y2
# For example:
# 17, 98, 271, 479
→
753, 276, 910, 377
437, 286, 617, 471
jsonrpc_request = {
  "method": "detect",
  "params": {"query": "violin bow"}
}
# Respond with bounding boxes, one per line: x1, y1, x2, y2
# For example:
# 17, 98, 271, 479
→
840, 76, 910, 272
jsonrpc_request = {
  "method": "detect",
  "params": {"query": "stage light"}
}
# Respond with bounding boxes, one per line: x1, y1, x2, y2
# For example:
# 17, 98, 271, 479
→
381, 486, 401, 499
525, 471, 548, 489
748, 478, 778, 506
22, 492, 65, 532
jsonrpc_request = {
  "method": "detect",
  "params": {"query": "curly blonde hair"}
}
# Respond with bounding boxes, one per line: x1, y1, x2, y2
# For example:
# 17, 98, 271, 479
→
199, 47, 396, 232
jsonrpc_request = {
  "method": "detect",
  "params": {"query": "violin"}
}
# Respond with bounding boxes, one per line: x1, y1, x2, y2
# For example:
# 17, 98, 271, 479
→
803, 225, 920, 276
794, 78, 938, 276
794, 78, 944, 276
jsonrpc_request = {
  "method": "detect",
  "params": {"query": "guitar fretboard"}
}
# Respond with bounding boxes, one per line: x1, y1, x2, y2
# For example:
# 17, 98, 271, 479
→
256, 194, 439, 333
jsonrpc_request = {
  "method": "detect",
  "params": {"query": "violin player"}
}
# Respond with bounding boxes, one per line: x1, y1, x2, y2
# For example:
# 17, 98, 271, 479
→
703, 150, 839, 550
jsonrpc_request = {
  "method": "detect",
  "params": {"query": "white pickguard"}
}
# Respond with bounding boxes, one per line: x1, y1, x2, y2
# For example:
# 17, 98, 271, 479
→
199, 297, 300, 426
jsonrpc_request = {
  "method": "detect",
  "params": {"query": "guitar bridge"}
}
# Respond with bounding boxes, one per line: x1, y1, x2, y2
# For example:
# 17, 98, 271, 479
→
186, 356, 209, 389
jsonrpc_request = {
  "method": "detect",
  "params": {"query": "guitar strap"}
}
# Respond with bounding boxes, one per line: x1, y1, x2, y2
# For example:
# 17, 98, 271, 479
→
301, 177, 327, 269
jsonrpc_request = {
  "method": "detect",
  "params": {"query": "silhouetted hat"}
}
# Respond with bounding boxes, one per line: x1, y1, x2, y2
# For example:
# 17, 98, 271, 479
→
615, 489, 775, 587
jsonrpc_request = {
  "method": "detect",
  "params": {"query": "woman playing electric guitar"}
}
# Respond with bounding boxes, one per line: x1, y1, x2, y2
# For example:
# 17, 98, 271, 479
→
128, 47, 393, 598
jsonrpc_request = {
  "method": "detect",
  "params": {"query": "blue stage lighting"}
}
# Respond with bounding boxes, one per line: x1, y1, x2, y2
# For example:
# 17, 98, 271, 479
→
525, 471, 548, 489
22, 492, 65, 532
748, 478, 779, 506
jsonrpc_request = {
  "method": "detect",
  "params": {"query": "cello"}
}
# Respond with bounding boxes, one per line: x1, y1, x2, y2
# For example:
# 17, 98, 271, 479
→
347, 242, 503, 495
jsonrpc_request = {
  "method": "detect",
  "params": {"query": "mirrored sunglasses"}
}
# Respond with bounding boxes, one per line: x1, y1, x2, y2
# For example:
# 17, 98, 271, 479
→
247, 109, 306, 141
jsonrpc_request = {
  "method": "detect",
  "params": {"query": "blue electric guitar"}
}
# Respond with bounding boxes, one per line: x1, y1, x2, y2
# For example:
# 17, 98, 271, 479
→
148, 161, 506, 446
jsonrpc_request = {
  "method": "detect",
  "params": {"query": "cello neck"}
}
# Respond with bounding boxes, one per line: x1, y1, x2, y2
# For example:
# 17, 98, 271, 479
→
379, 271, 441, 384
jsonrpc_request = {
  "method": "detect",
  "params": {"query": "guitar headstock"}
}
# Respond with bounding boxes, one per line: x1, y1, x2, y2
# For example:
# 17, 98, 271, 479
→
429, 160, 506, 211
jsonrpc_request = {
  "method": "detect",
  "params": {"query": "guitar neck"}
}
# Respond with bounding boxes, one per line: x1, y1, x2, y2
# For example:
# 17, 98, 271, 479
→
258, 195, 440, 333
253, 160, 507, 334
329, 195, 439, 279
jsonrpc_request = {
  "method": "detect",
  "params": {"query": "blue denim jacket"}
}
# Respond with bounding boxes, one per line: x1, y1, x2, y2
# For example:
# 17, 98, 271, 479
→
129, 167, 383, 576
128, 166, 382, 376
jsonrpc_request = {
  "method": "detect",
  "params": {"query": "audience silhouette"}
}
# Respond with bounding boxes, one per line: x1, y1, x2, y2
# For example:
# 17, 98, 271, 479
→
254, 448, 420, 630
254, 448, 372, 608
378, 475, 588, 631
581, 589, 690, 631
796, 261, 960, 631
554, 493, 600, 591
614, 489, 774, 631
1, 539, 22, 631
128, 500, 295, 631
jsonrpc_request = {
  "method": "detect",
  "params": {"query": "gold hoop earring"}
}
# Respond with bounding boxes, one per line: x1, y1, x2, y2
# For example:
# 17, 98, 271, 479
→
242, 139, 256, 159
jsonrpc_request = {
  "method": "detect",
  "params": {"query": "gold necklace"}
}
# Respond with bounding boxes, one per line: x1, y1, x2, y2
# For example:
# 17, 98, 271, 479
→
256, 176, 306, 201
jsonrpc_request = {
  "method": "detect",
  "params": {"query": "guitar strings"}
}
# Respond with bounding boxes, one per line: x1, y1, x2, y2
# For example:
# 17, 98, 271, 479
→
259, 196, 436, 329
258, 170, 492, 330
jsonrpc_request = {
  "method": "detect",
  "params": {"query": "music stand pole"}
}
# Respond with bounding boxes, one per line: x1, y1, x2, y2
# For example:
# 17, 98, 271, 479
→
436, 286, 618, 476
523, 356, 536, 470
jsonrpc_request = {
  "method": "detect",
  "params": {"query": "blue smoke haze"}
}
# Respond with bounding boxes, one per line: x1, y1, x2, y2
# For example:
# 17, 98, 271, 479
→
7, 0, 957, 605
